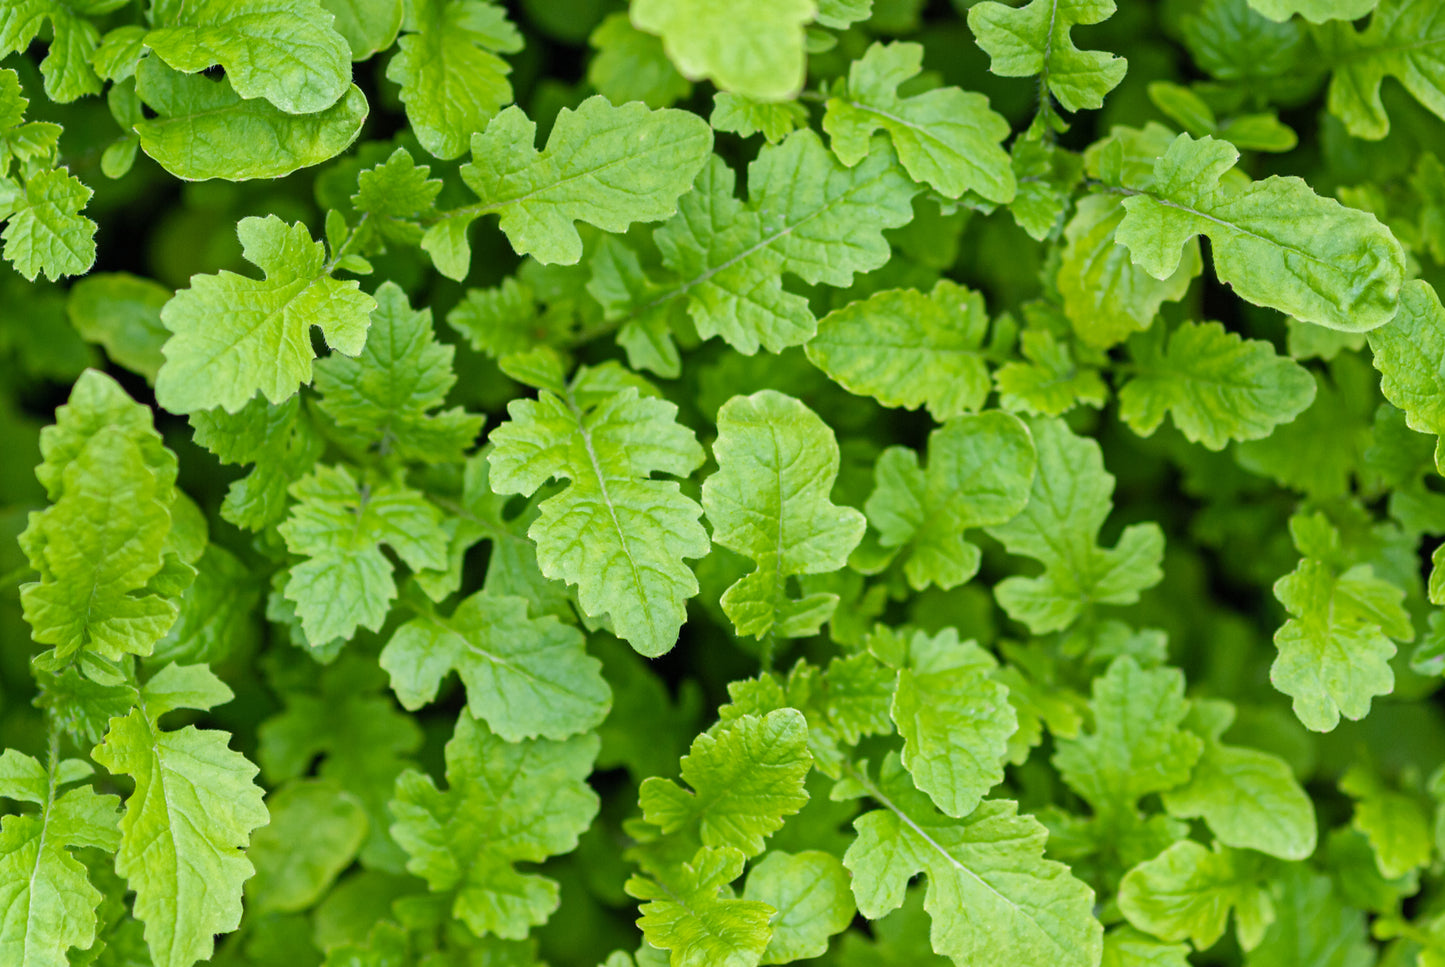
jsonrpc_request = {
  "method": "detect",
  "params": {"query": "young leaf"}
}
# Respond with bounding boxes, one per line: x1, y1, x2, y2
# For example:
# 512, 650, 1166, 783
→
968, 0, 1128, 113
1118, 841, 1274, 951
626, 845, 774, 967
639, 709, 811, 857
91, 665, 269, 967
891, 629, 1017, 818
277, 464, 449, 645
1271, 516, 1411, 732
866, 412, 1034, 591
701, 391, 866, 639
430, 96, 712, 269
806, 281, 993, 421
380, 590, 609, 741
0, 1, 104, 102
246, 778, 367, 915
488, 365, 708, 656
0, 167, 95, 281
823, 41, 1016, 202
1368, 279, 1445, 466
986, 419, 1164, 633
0, 751, 121, 967
257, 656, 422, 873
741, 851, 855, 965
591, 132, 917, 357
630, 0, 814, 101
155, 214, 376, 414
1058, 194, 1200, 349
1245, 866, 1374, 967
1115, 133, 1406, 333
389, 712, 599, 939
1340, 766, 1433, 879
1053, 658, 1203, 822
386, 0, 520, 161
314, 281, 483, 464
1321, 0, 1445, 139
189, 395, 325, 531
1161, 699, 1317, 860
132, 59, 368, 181
143, 0, 352, 114
21, 371, 186, 680
66, 272, 171, 382
843, 755, 1103, 967
1118, 320, 1317, 450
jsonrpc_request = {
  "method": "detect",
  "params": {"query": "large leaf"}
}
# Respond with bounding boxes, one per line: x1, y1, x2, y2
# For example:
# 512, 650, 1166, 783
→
1115, 133, 1405, 333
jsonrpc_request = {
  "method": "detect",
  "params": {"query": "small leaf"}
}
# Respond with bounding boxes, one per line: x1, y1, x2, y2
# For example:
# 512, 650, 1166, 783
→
742, 851, 854, 965
1118, 841, 1274, 951
968, 0, 1127, 113
701, 391, 866, 639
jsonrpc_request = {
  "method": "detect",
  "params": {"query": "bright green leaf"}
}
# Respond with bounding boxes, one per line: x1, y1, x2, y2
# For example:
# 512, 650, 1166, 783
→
630, 0, 814, 101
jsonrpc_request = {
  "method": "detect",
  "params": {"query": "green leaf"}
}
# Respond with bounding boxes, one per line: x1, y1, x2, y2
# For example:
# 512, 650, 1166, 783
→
66, 273, 171, 383
626, 846, 774, 967
91, 665, 269, 967
1119, 320, 1317, 450
741, 851, 855, 965
0, 0, 104, 103
278, 464, 449, 646
1340, 766, 1433, 879
591, 132, 917, 356
0, 751, 120, 967
144, 0, 352, 114
710, 92, 806, 143
968, 0, 1128, 113
995, 323, 1107, 417
891, 629, 1017, 817
823, 41, 1015, 202
1248, 0, 1378, 22
20, 371, 185, 680
246, 779, 368, 915
1115, 133, 1406, 333
386, 0, 520, 161
1101, 927, 1192, 967
0, 167, 95, 281
437, 96, 712, 268
639, 709, 811, 857
320, 0, 402, 59
588, 12, 691, 109
190, 395, 325, 531
1053, 657, 1204, 820
314, 281, 483, 464
866, 411, 1036, 591
701, 391, 866, 639
1161, 699, 1317, 860
389, 712, 599, 939
1118, 841, 1274, 951
156, 214, 376, 414
257, 656, 422, 873
806, 281, 993, 420
986, 419, 1165, 633
133, 59, 368, 181
1321, 0, 1445, 140
843, 755, 1103, 967
487, 365, 708, 656
630, 0, 814, 101
1368, 279, 1445, 466
380, 590, 609, 741
1244, 866, 1374, 967
1058, 194, 1200, 349
1272, 515, 1411, 731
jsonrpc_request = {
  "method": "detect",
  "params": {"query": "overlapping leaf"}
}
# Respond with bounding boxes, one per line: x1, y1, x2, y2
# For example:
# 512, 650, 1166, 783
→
701, 391, 865, 639
488, 364, 708, 656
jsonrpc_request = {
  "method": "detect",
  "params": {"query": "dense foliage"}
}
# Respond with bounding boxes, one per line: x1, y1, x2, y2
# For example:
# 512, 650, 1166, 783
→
4, 0, 1445, 965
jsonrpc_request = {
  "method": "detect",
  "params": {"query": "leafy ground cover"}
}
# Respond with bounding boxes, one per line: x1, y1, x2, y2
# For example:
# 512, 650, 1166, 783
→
3, 1, 1445, 965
